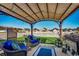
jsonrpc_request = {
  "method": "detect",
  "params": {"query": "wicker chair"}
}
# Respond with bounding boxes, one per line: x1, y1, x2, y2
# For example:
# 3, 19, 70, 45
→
28, 35, 39, 46
2, 40, 27, 56
3, 48, 27, 56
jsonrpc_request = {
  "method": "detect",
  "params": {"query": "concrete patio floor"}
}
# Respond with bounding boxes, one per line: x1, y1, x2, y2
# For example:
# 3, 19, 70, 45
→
27, 43, 72, 56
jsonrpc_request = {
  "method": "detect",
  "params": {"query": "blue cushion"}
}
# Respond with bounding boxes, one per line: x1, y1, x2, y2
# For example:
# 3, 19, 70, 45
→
28, 35, 33, 40
19, 44, 27, 49
19, 43, 27, 50
28, 35, 39, 44
28, 35, 38, 40
3, 40, 14, 50
4, 40, 27, 50
30, 40, 38, 44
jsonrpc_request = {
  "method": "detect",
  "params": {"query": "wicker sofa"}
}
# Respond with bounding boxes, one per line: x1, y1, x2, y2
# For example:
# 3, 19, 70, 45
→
3, 48, 27, 56
2, 40, 27, 56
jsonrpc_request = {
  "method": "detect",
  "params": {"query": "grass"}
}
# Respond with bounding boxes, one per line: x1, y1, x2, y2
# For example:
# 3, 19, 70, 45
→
38, 37, 57, 44
17, 36, 25, 40
45, 37, 57, 44
0, 36, 58, 45
0, 40, 6, 44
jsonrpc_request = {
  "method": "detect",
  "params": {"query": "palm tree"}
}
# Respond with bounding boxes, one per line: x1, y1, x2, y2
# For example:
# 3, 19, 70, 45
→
34, 28, 39, 31
42, 27, 47, 32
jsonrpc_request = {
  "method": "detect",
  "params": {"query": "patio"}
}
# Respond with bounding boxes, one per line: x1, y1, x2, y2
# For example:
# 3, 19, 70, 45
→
0, 43, 72, 56
0, 3, 79, 56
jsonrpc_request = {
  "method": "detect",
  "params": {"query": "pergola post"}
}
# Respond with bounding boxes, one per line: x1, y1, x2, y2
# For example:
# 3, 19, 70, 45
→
27, 24, 33, 47
7, 28, 8, 40
59, 21, 63, 42
30, 24, 33, 36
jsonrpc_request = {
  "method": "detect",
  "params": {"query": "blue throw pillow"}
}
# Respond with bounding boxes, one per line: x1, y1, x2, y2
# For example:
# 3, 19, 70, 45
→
19, 43, 27, 50
12, 42, 21, 50
3, 40, 14, 50
23, 41, 26, 46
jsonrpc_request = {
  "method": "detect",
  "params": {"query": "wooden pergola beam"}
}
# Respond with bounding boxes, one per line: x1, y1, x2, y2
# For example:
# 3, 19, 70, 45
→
54, 3, 58, 19
62, 5, 79, 22
46, 3, 49, 18
25, 3, 40, 19
59, 3, 72, 20
0, 3, 78, 25
14, 3, 36, 21
0, 10, 31, 23
36, 3, 44, 19
0, 4, 33, 23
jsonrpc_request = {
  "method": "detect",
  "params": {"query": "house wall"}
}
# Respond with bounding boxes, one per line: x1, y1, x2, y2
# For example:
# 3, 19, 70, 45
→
0, 30, 7, 39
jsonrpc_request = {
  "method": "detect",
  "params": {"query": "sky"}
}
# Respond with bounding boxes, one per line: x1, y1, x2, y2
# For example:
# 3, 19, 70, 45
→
0, 8, 79, 29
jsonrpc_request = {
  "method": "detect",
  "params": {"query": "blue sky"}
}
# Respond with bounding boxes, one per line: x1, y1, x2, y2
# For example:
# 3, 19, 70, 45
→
62, 8, 79, 29
34, 21, 59, 29
0, 8, 79, 29
0, 14, 30, 29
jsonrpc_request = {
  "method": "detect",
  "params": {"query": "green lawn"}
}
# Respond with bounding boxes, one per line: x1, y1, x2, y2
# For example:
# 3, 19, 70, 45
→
17, 36, 25, 40
38, 37, 57, 44
0, 36, 58, 45
16, 36, 57, 44
0, 40, 6, 44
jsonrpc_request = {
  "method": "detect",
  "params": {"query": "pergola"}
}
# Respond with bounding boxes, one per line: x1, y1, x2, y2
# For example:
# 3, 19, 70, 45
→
0, 3, 79, 41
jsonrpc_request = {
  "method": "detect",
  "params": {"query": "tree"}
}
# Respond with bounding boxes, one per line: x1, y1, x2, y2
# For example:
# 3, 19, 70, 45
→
25, 28, 30, 32
34, 28, 39, 31
76, 27, 79, 32
63, 28, 67, 32
42, 27, 48, 32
